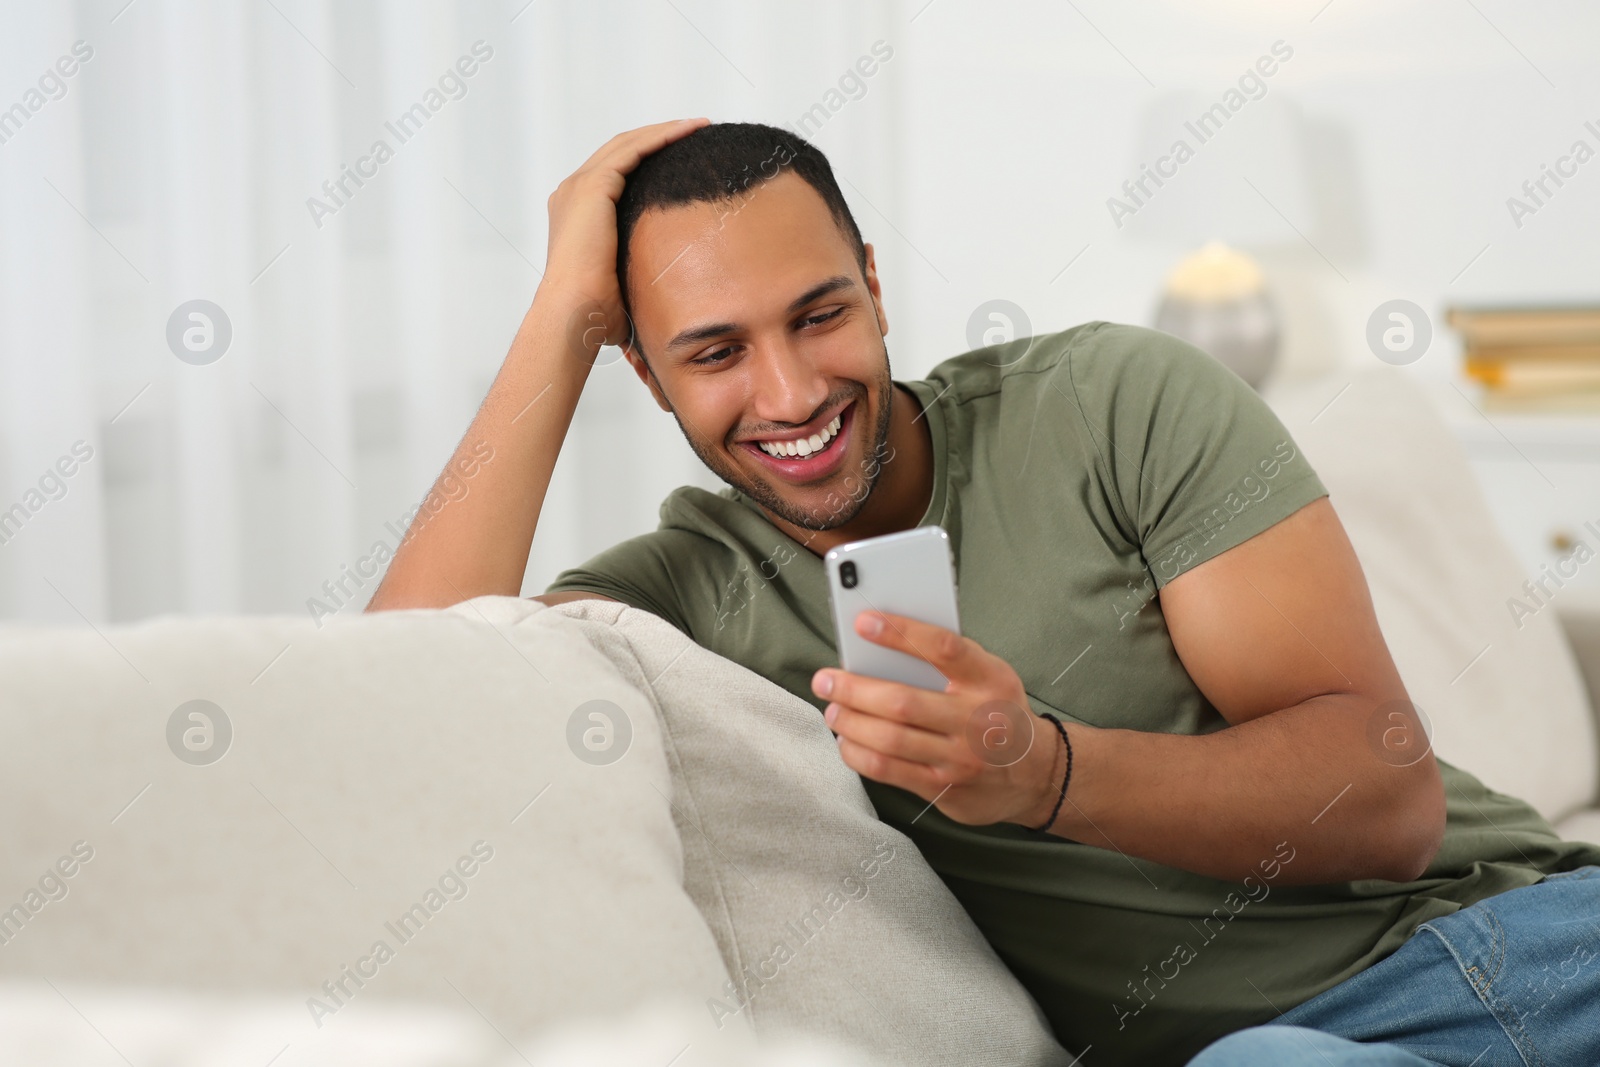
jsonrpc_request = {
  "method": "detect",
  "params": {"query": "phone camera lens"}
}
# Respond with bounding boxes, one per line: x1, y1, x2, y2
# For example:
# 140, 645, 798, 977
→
839, 561, 858, 589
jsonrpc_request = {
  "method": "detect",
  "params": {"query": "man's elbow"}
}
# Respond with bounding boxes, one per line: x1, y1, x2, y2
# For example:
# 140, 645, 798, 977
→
1375, 761, 1447, 882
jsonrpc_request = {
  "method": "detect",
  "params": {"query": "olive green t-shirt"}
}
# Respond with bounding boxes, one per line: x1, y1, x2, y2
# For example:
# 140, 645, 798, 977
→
546, 322, 1600, 1065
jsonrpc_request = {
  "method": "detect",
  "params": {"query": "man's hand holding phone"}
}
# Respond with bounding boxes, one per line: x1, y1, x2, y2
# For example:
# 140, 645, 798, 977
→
811, 610, 1069, 832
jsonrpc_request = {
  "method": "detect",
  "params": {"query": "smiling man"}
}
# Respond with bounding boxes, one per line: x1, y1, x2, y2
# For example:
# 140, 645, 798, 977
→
368, 121, 1600, 1065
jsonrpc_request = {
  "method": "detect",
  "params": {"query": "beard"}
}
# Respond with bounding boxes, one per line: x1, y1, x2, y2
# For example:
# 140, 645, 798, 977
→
666, 338, 895, 532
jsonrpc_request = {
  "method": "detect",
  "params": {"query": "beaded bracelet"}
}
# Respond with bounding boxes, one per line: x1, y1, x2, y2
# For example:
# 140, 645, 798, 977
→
1029, 712, 1073, 833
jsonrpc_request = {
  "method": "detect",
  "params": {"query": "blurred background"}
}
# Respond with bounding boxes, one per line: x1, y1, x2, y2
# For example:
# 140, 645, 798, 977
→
2, 0, 1598, 625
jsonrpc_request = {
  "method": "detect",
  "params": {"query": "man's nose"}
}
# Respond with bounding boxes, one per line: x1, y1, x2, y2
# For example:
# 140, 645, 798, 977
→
748, 335, 828, 427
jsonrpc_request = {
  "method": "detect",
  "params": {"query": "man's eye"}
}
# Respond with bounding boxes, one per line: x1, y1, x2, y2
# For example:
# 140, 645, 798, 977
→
800, 307, 845, 328
691, 309, 842, 364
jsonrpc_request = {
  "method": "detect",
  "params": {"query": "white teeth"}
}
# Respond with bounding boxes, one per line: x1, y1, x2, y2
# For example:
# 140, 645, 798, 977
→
757, 413, 843, 459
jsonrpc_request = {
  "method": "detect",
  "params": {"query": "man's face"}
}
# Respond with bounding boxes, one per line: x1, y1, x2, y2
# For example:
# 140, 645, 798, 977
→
621, 171, 893, 532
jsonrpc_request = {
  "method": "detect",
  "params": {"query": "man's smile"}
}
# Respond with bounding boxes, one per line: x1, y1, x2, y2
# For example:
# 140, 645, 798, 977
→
737, 398, 856, 484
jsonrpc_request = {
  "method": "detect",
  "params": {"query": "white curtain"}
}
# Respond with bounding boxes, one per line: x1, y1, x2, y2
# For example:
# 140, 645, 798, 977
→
0, 0, 904, 624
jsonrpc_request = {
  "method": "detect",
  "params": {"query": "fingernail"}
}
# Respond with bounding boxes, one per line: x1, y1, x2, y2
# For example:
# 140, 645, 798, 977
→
824, 703, 838, 725
860, 614, 883, 637
813, 670, 833, 697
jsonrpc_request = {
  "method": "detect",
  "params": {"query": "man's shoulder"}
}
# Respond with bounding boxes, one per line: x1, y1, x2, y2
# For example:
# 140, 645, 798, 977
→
655, 483, 766, 541
911, 320, 1214, 404
541, 490, 751, 633
902, 321, 1222, 441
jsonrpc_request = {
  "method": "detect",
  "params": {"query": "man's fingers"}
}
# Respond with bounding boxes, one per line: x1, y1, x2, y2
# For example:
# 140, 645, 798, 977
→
581, 117, 710, 182
814, 668, 958, 733
828, 701, 954, 765
836, 735, 950, 800
852, 610, 985, 682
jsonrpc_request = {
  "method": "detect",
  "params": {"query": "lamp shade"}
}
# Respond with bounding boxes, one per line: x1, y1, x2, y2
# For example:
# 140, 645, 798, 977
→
1115, 92, 1314, 249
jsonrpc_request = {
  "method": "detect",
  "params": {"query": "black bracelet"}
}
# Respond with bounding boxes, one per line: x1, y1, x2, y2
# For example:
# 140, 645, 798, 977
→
1029, 713, 1072, 833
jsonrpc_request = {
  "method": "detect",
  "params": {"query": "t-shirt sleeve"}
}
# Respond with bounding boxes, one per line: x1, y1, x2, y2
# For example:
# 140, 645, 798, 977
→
542, 528, 711, 636
1065, 323, 1328, 588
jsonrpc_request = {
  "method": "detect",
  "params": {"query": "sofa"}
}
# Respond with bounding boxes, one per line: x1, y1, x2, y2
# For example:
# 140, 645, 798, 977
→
1, 366, 1596, 1065
0, 582, 1067, 1067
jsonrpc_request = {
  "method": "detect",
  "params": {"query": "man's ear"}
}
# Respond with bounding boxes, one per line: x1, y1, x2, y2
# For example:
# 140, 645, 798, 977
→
622, 342, 673, 413
862, 241, 889, 338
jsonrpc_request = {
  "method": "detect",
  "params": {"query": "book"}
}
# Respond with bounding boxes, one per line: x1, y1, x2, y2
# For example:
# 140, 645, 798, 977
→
1465, 359, 1600, 391
1448, 305, 1600, 408
1446, 306, 1600, 349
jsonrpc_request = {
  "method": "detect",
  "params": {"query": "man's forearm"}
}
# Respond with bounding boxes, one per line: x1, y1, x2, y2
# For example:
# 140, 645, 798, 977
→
366, 288, 594, 612
1046, 693, 1446, 886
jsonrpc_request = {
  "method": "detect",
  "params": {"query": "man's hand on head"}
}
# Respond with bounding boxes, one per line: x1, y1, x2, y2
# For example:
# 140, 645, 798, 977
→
539, 117, 710, 353
811, 611, 1065, 830
366, 118, 709, 613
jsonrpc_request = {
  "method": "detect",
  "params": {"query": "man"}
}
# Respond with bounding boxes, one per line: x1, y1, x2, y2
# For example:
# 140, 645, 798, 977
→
368, 120, 1600, 1065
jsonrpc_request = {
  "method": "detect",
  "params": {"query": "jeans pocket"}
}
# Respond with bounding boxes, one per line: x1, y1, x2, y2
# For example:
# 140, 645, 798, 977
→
1420, 907, 1506, 1001
1420, 866, 1600, 1067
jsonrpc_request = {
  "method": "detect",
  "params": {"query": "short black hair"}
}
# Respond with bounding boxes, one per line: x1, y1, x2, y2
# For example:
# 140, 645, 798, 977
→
615, 122, 868, 332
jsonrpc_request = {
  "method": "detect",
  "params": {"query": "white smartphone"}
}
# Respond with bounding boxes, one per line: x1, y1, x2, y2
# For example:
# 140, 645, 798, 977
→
824, 526, 961, 691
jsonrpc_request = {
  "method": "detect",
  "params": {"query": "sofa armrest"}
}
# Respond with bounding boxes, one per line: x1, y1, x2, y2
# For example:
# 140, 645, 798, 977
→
1556, 605, 1600, 803
1558, 604, 1600, 719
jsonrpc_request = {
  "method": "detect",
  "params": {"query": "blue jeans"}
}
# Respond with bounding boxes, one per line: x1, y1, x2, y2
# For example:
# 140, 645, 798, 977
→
1188, 866, 1600, 1066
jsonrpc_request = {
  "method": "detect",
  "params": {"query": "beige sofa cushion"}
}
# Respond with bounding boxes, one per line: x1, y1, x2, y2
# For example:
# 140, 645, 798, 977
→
0, 605, 757, 1065
1556, 808, 1600, 846
538, 596, 1073, 1067
1267, 369, 1599, 824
